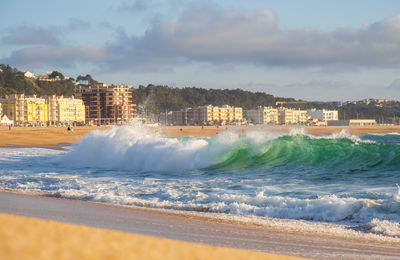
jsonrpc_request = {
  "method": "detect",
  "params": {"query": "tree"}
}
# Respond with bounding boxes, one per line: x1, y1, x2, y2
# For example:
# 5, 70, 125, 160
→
76, 74, 98, 85
48, 71, 64, 80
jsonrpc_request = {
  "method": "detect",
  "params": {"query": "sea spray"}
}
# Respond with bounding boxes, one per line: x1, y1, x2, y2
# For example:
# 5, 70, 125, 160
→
61, 124, 400, 174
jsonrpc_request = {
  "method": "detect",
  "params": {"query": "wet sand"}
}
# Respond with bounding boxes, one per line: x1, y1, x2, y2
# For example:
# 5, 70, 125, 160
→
1, 191, 400, 259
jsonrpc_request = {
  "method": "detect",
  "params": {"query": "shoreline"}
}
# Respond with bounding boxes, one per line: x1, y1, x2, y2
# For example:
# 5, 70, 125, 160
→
1, 190, 400, 259
2, 188, 400, 245
0, 125, 399, 148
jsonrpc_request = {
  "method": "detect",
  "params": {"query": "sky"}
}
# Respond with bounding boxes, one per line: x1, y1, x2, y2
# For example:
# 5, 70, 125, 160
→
1, 0, 400, 101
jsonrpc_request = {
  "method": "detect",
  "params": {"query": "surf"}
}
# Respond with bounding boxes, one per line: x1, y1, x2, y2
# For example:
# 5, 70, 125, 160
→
61, 124, 400, 176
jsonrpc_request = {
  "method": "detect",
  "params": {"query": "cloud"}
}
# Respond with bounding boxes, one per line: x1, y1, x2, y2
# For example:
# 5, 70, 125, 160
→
67, 18, 91, 30
4, 5, 400, 74
119, 0, 149, 12
1, 45, 107, 68
2, 19, 91, 47
105, 6, 400, 71
388, 79, 400, 89
2, 26, 60, 46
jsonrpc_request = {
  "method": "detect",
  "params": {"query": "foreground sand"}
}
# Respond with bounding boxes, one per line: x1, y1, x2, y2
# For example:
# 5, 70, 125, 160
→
2, 191, 400, 259
0, 125, 400, 147
0, 213, 303, 260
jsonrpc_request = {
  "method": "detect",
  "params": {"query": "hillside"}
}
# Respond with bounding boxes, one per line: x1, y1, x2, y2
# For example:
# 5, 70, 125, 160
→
132, 84, 338, 115
1, 65, 399, 124
0, 65, 76, 97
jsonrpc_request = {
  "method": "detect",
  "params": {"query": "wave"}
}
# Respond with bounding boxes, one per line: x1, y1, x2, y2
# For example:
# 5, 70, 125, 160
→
61, 124, 400, 174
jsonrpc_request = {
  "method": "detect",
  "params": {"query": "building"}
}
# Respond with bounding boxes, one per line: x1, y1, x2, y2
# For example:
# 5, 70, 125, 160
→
46, 95, 85, 125
24, 71, 36, 78
245, 106, 279, 124
279, 108, 308, 125
0, 94, 48, 125
307, 109, 338, 121
327, 119, 376, 126
349, 119, 376, 126
0, 94, 85, 126
74, 83, 136, 125
170, 105, 243, 125
171, 108, 191, 125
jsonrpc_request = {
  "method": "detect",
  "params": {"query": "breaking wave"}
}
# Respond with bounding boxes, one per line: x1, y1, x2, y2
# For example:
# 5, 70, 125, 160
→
61, 124, 400, 175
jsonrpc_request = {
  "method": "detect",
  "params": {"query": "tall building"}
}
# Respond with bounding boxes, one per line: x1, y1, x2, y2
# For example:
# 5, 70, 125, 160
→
307, 109, 338, 121
74, 83, 136, 125
46, 95, 85, 125
0, 94, 48, 125
0, 94, 85, 125
171, 105, 242, 125
279, 108, 308, 125
245, 106, 279, 124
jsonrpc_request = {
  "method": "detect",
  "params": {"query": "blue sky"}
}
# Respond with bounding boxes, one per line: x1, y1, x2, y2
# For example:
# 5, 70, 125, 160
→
1, 0, 400, 101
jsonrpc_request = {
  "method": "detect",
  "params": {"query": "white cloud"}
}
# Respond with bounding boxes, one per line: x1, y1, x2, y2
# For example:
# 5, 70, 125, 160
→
1, 45, 107, 68
388, 79, 400, 89
105, 6, 400, 71
4, 5, 400, 75
2, 26, 60, 46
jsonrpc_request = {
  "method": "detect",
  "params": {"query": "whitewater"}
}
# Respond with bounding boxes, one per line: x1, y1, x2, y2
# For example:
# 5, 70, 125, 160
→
1, 124, 400, 242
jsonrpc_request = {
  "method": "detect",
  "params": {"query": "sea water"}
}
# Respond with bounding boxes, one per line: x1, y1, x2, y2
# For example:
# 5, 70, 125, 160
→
1, 124, 400, 241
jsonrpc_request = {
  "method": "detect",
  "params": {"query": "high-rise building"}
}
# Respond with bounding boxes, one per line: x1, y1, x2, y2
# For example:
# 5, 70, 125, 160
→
171, 105, 243, 125
46, 95, 85, 125
0, 94, 48, 125
74, 83, 136, 125
0, 94, 85, 125
245, 106, 279, 124
279, 108, 308, 125
306, 109, 338, 122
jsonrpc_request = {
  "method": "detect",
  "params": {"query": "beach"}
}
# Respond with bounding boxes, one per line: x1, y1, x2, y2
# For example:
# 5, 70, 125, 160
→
1, 124, 400, 146
1, 124, 400, 259
1, 191, 400, 259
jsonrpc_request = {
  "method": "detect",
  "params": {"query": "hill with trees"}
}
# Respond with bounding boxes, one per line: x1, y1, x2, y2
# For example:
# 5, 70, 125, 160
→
0, 65, 77, 97
132, 84, 339, 115
1, 65, 399, 124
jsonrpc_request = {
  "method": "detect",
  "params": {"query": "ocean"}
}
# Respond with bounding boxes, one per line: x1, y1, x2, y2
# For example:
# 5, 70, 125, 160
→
1, 124, 400, 242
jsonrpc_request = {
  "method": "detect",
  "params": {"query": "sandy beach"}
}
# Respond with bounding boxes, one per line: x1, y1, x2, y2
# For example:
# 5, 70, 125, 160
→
2, 191, 400, 259
0, 124, 399, 147
1, 124, 400, 259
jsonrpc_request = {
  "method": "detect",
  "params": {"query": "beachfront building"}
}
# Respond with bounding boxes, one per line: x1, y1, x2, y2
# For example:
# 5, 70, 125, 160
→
170, 105, 243, 125
46, 95, 85, 125
195, 105, 243, 125
307, 109, 338, 122
0, 94, 48, 125
245, 106, 279, 124
279, 108, 308, 125
74, 83, 136, 125
0, 94, 85, 126
327, 119, 376, 126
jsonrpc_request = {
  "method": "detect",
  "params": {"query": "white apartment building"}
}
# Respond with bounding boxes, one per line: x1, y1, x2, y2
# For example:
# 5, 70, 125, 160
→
307, 109, 338, 121
171, 105, 243, 125
245, 106, 279, 124
279, 108, 308, 125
